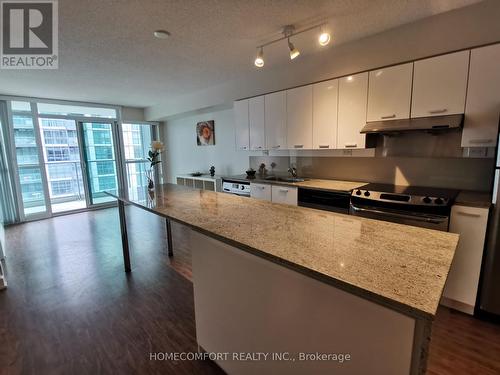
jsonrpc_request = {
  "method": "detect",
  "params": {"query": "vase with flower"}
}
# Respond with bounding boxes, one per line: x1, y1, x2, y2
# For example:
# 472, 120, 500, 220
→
146, 141, 164, 192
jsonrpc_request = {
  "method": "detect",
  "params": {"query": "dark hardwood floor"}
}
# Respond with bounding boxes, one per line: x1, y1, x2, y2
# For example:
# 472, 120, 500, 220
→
1, 207, 500, 374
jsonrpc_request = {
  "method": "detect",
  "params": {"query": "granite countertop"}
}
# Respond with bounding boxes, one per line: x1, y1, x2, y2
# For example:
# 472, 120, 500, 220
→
224, 174, 367, 192
455, 190, 492, 208
109, 184, 458, 320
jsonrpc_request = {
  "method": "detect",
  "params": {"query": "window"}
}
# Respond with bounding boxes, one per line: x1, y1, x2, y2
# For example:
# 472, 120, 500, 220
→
96, 161, 114, 175
94, 146, 113, 160
50, 180, 73, 196
48, 163, 75, 179
18, 166, 45, 211
16, 147, 39, 164
121, 123, 158, 199
46, 147, 70, 162
92, 130, 111, 145
97, 176, 116, 191
37, 103, 117, 119
14, 128, 37, 147
122, 123, 152, 160
13, 116, 39, 166
11, 101, 31, 112
43, 130, 68, 144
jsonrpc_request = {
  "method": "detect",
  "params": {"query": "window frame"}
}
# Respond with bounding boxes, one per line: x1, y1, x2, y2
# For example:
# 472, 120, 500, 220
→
1, 95, 122, 222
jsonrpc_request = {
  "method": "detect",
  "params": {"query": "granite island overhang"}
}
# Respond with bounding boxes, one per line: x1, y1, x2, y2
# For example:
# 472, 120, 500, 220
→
106, 183, 459, 375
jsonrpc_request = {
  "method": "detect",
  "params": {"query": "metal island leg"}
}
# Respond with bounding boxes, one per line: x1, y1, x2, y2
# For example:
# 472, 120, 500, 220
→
166, 218, 173, 257
118, 200, 131, 272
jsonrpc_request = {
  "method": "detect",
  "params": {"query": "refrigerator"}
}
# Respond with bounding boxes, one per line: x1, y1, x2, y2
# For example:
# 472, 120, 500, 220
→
478, 134, 500, 318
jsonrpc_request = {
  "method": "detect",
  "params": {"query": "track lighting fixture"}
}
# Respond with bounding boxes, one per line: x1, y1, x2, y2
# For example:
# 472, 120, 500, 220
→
252, 23, 331, 68
254, 47, 264, 67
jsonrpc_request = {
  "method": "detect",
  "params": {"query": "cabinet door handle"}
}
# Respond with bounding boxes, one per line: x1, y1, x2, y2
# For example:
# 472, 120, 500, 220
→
272, 145, 281, 149
345, 143, 357, 148
254, 146, 263, 149
279, 188, 289, 193
240, 146, 248, 150
428, 109, 448, 114
456, 211, 481, 218
470, 139, 494, 144
381, 114, 396, 119
318, 145, 330, 149
258, 186, 265, 190
294, 144, 303, 148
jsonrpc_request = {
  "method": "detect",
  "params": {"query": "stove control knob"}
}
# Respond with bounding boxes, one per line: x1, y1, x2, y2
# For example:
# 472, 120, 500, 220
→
355, 190, 362, 196
364, 191, 371, 197
240, 185, 245, 190
423, 197, 432, 204
434, 198, 444, 205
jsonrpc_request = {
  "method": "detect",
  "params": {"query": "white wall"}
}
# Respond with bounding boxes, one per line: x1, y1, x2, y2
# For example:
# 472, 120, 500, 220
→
146, 0, 500, 120
162, 109, 253, 182
121, 106, 145, 122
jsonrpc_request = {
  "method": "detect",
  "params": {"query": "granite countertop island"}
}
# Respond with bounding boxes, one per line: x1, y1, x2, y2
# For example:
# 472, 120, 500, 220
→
109, 183, 459, 374
116, 183, 458, 319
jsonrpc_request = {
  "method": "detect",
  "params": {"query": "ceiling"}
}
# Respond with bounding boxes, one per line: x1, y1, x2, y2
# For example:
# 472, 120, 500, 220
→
0, 0, 483, 108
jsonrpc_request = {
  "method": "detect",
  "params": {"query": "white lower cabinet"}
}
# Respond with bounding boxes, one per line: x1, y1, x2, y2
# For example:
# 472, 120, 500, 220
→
442, 205, 489, 315
271, 186, 298, 206
250, 183, 271, 201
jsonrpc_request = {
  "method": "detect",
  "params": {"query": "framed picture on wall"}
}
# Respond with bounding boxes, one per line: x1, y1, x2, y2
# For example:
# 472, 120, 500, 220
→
196, 120, 215, 146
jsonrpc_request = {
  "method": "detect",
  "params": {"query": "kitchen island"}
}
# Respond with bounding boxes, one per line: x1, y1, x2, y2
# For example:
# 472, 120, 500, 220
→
107, 183, 458, 375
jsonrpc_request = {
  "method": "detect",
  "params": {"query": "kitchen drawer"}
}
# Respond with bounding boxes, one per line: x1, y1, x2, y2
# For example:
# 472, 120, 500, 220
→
250, 183, 271, 201
271, 186, 298, 206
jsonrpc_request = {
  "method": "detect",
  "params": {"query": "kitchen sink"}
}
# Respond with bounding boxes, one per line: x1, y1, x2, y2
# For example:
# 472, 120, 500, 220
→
264, 176, 308, 183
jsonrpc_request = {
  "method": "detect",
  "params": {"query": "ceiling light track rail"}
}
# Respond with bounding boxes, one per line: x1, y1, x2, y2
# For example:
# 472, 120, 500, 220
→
254, 23, 331, 67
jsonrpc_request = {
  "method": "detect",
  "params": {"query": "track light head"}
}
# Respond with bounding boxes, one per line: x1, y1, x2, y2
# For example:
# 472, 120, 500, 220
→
254, 47, 264, 68
288, 38, 300, 60
318, 31, 331, 46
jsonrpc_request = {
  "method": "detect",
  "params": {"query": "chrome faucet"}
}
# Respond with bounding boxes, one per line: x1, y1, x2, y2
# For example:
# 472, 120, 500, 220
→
288, 166, 298, 178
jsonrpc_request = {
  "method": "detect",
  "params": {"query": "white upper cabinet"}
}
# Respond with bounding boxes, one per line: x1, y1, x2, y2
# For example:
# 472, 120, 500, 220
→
234, 99, 249, 150
411, 50, 469, 118
286, 85, 313, 149
249, 96, 265, 150
312, 79, 338, 149
337, 72, 368, 149
367, 63, 413, 122
462, 44, 500, 147
265, 91, 287, 150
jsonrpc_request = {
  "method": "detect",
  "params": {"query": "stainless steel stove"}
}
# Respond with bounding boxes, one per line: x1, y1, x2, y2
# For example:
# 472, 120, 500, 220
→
350, 183, 459, 231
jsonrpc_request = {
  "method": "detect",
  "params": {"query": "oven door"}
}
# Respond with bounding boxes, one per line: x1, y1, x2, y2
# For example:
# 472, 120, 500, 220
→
349, 203, 449, 231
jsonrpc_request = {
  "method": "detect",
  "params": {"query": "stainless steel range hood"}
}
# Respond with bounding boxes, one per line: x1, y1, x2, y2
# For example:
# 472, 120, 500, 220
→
361, 114, 464, 134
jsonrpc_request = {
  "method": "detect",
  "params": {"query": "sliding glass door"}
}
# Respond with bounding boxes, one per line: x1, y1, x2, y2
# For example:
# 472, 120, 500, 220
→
5, 99, 122, 220
3, 98, 161, 221
80, 122, 119, 206
11, 102, 50, 219
39, 118, 86, 213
